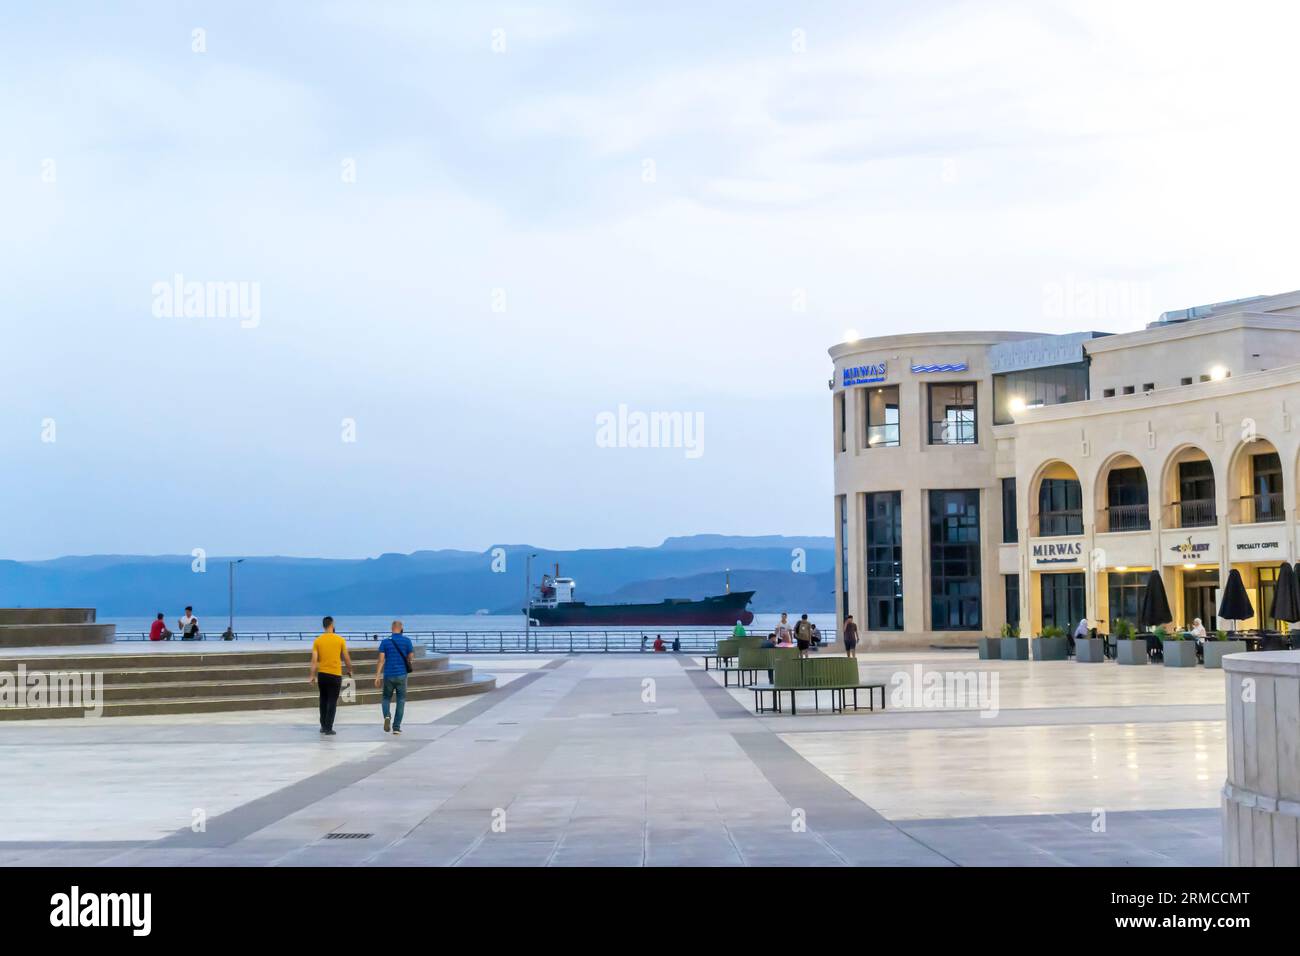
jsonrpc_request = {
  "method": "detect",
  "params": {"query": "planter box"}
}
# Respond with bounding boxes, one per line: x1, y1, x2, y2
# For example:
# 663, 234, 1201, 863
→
1075, 637, 1105, 662
1115, 640, 1148, 665
1033, 636, 1069, 661
1000, 637, 1029, 660
1202, 640, 1248, 669
978, 637, 1001, 660
1163, 640, 1199, 667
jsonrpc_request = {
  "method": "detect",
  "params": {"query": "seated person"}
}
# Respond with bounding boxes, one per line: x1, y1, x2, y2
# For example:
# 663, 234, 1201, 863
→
671, 637, 681, 652
1189, 617, 1207, 640
148, 612, 172, 641
761, 633, 777, 648
653, 636, 666, 652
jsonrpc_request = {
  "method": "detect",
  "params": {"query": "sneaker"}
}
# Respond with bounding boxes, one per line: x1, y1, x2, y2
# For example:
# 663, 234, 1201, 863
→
325, 729, 337, 736
319, 728, 328, 734
383, 716, 391, 733
392, 728, 402, 735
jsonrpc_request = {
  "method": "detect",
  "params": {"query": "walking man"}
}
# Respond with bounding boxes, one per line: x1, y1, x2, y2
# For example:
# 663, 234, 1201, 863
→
795, 613, 813, 659
374, 620, 413, 734
309, 615, 352, 736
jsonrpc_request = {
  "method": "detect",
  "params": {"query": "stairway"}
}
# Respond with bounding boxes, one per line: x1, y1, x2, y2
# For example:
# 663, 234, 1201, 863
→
0, 646, 495, 719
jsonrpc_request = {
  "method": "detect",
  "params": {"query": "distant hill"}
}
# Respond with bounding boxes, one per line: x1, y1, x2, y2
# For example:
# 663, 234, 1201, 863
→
0, 534, 833, 617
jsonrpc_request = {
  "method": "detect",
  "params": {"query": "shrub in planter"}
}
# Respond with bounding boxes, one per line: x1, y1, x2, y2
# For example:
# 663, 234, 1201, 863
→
1113, 618, 1147, 665
1202, 630, 1247, 669
999, 622, 1028, 660
1160, 627, 1198, 667
1033, 624, 1069, 661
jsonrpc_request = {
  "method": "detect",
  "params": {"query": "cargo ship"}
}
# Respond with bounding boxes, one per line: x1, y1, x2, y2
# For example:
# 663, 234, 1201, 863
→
526, 568, 755, 626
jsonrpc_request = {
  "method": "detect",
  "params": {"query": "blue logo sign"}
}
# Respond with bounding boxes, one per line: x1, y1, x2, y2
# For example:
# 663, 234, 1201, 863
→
843, 362, 887, 387
911, 362, 968, 373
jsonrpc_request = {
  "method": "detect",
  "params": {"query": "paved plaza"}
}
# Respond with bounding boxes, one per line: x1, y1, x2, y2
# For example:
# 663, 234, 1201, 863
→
0, 649, 1224, 866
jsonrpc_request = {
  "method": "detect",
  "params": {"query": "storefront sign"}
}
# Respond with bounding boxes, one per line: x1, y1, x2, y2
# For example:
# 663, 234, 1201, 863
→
910, 362, 968, 373
1169, 536, 1212, 561
1030, 538, 1086, 568
842, 362, 888, 386
1232, 539, 1282, 555
1161, 531, 1220, 566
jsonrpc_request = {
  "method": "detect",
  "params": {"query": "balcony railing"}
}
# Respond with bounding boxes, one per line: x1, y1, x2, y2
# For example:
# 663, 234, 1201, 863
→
1166, 498, 1217, 529
865, 424, 900, 447
1033, 510, 1084, 537
1234, 491, 1285, 524
1100, 502, 1150, 533
928, 420, 976, 445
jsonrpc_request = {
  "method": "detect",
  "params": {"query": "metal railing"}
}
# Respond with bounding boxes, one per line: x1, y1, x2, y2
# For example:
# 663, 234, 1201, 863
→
1032, 510, 1084, 537
1166, 498, 1217, 529
112, 628, 839, 653
1235, 491, 1284, 525
1100, 503, 1150, 533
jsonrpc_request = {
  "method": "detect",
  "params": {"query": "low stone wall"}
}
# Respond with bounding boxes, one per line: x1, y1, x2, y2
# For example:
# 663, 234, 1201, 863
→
1222, 650, 1300, 866
0, 623, 116, 647
0, 608, 97, 626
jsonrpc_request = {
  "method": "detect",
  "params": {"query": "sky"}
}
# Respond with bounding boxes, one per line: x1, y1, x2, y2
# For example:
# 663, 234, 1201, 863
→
4, 0, 1300, 560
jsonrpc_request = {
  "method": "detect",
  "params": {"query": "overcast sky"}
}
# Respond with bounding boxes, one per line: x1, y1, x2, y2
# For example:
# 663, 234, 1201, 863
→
4, 0, 1300, 560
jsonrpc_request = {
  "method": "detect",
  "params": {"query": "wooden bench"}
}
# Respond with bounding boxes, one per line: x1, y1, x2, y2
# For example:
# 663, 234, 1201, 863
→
749, 657, 886, 715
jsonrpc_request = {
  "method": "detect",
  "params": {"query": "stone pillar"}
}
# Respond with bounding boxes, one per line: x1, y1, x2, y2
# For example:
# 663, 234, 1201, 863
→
1221, 650, 1300, 866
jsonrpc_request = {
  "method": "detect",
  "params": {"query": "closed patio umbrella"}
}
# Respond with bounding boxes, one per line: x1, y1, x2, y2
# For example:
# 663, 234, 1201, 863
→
1218, 568, 1254, 632
1269, 562, 1300, 625
1139, 569, 1173, 630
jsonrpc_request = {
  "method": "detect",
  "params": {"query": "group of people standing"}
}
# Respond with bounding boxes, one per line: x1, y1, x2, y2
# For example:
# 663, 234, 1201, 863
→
751, 612, 859, 658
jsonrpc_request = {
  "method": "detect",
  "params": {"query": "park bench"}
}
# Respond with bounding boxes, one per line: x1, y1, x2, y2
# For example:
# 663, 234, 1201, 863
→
751, 657, 886, 715
717, 644, 798, 686
703, 635, 762, 671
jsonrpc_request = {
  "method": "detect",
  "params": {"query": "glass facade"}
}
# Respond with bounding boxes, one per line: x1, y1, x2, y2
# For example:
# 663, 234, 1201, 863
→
1005, 574, 1020, 629
928, 489, 982, 630
865, 385, 900, 448
838, 495, 849, 619
1038, 477, 1084, 536
1249, 452, 1283, 522
1041, 572, 1085, 632
865, 492, 903, 630
993, 361, 1089, 424
1177, 459, 1216, 527
1001, 477, 1018, 543
836, 392, 846, 453
1258, 566, 1281, 631
1107, 571, 1147, 631
928, 383, 977, 445
1105, 466, 1150, 531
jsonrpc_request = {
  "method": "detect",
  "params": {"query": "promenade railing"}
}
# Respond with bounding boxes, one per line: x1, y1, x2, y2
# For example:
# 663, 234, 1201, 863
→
111, 628, 839, 654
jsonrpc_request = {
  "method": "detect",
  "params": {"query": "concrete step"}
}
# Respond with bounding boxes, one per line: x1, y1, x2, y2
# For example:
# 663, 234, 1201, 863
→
82, 663, 479, 701
0, 646, 427, 672
4, 656, 452, 686
0, 623, 116, 648
0, 674, 498, 720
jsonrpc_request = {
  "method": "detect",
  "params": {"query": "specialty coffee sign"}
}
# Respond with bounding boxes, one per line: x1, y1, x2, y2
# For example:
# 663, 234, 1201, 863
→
842, 362, 888, 387
1030, 538, 1086, 568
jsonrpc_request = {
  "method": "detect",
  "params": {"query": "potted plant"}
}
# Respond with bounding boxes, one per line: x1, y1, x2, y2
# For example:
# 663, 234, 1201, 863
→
1075, 626, 1105, 663
1033, 624, 1069, 661
999, 621, 1028, 661
1202, 629, 1247, 669
978, 631, 1002, 660
1113, 618, 1147, 665
1160, 625, 1198, 667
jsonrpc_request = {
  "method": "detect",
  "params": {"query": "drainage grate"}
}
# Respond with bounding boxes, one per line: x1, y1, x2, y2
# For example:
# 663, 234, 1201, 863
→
325, 832, 372, 840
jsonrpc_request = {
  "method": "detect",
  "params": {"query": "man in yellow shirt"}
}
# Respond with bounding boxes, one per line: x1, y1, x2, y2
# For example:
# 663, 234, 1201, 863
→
309, 616, 353, 735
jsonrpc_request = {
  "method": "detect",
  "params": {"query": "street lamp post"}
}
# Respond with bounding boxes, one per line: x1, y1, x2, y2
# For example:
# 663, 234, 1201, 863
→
524, 552, 538, 653
226, 559, 245, 640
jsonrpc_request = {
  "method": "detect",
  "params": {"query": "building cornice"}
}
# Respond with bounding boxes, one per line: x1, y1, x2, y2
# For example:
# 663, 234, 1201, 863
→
828, 330, 1043, 361
1084, 311, 1300, 354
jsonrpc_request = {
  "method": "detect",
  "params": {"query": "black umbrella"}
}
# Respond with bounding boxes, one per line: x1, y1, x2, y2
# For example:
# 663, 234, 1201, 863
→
1139, 569, 1173, 630
1218, 568, 1255, 631
1270, 563, 1300, 625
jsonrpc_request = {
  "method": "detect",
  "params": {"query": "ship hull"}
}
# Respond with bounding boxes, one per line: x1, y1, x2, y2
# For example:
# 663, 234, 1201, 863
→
529, 591, 755, 627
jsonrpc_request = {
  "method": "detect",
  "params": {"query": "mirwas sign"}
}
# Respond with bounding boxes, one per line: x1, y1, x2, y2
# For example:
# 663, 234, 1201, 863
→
1161, 531, 1220, 567
842, 362, 887, 387
1029, 537, 1086, 569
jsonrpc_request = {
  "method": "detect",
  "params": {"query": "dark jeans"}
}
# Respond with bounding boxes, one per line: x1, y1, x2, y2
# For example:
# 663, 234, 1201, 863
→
381, 675, 407, 729
318, 672, 342, 731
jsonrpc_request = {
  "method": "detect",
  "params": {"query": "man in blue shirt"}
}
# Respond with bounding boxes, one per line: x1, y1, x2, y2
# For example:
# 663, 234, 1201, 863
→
374, 621, 414, 734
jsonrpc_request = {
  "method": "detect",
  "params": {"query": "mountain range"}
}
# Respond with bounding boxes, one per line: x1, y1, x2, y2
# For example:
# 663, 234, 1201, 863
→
0, 535, 835, 616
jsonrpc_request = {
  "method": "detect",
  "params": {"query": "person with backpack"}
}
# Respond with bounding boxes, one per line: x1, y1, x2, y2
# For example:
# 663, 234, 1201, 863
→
178, 606, 200, 641
795, 613, 813, 658
374, 620, 413, 734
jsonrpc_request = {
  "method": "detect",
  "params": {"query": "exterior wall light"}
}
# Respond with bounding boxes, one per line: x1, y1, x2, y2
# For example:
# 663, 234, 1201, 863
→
1183, 563, 1198, 570
1008, 396, 1027, 416
1209, 365, 1228, 381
